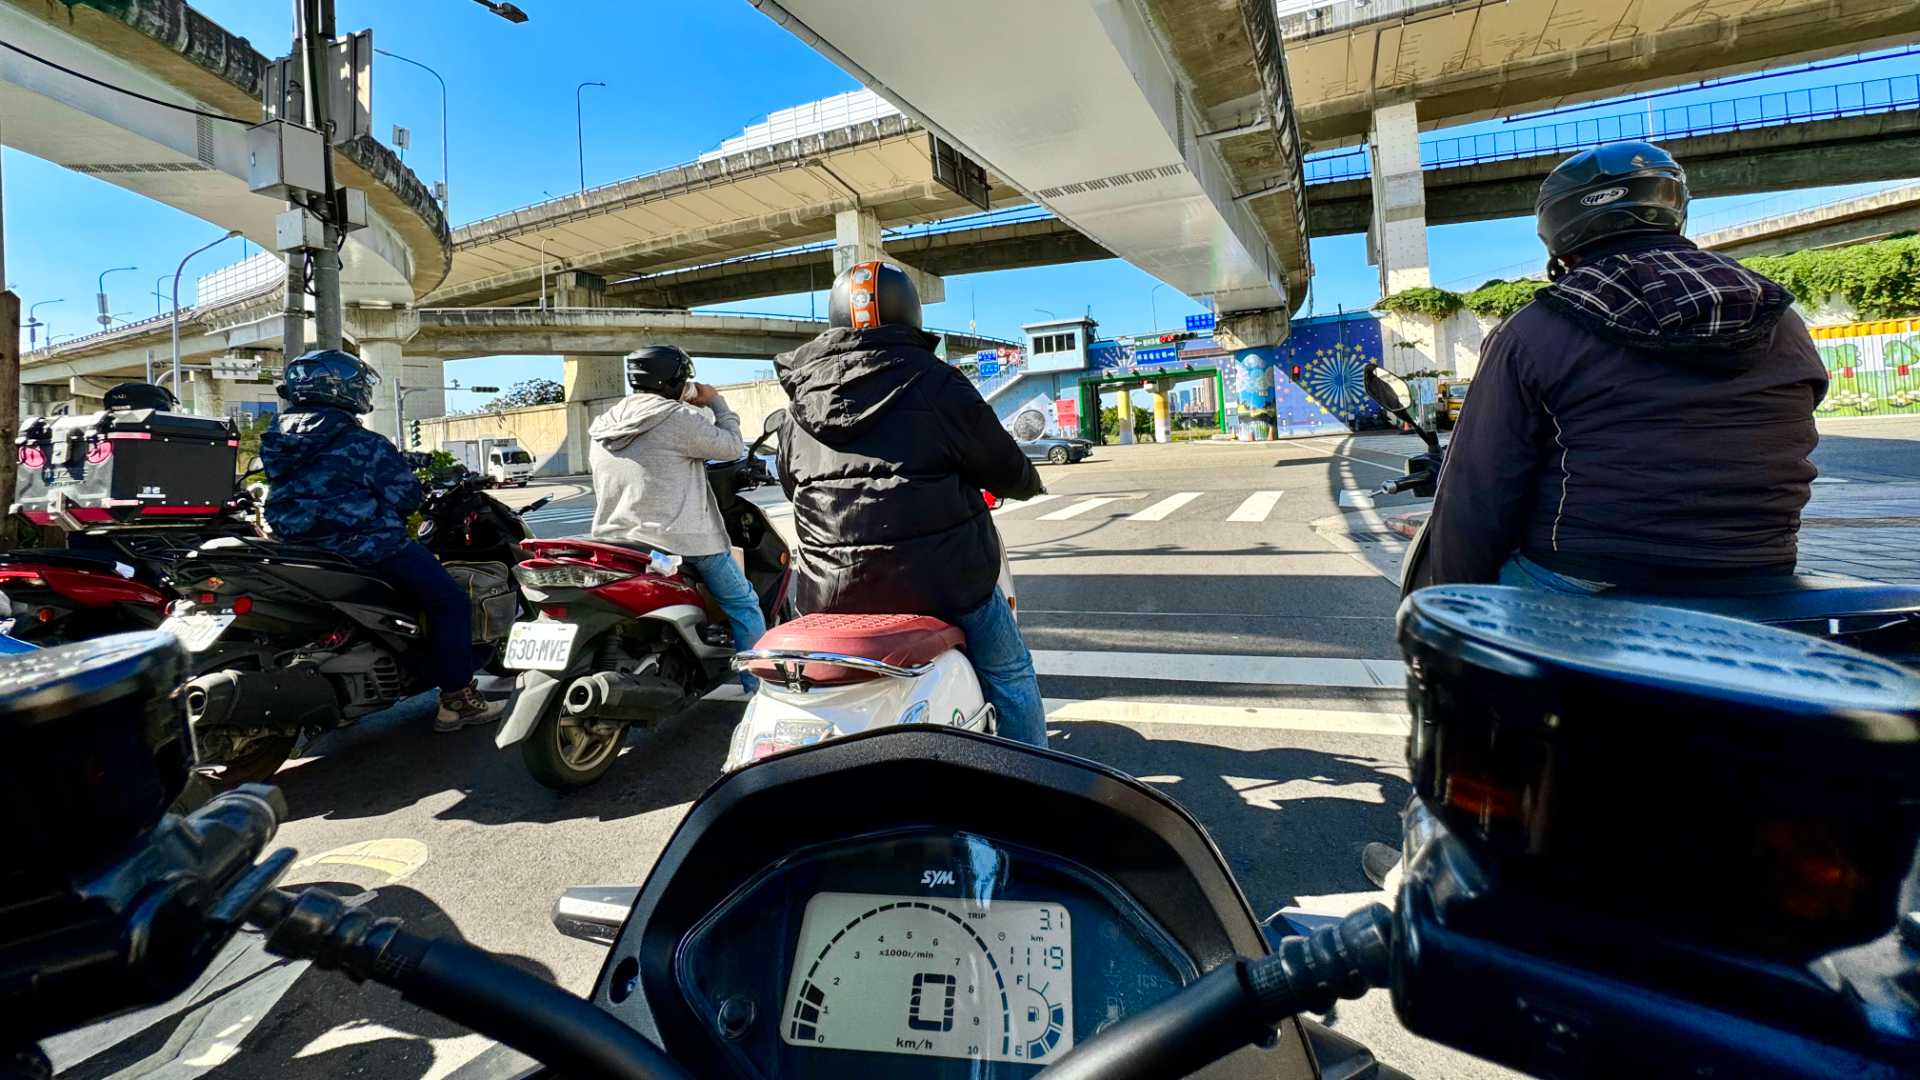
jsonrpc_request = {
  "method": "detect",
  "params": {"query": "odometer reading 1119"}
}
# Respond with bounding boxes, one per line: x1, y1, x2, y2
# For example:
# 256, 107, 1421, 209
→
781, 891, 1073, 1064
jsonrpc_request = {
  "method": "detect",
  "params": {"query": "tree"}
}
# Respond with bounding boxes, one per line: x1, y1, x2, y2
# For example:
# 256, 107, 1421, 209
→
486, 378, 565, 410
1098, 405, 1153, 441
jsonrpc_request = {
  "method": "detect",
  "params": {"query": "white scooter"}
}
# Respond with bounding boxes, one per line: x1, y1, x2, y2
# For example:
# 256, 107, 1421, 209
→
720, 490, 1021, 770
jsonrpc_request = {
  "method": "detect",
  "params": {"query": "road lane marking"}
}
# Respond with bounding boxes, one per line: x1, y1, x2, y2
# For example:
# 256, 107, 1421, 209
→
1128, 491, 1203, 521
1226, 490, 1284, 522
992, 492, 1062, 517
1043, 697, 1409, 735
1032, 649, 1405, 688
1038, 495, 1138, 520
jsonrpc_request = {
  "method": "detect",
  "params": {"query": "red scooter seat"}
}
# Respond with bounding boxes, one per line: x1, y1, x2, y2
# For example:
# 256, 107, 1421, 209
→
744, 613, 965, 686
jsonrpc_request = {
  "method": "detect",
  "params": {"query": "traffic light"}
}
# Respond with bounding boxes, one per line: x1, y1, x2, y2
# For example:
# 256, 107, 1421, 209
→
470, 385, 499, 393
1156, 331, 1198, 345
409, 418, 422, 449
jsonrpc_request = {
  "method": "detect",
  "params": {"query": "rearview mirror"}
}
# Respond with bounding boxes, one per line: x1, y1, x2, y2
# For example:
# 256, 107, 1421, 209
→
551, 885, 638, 946
762, 408, 786, 437
1365, 366, 1414, 414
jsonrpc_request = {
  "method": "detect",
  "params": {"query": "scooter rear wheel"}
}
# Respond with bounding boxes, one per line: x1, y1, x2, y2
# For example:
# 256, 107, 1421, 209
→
211, 733, 296, 786
522, 708, 626, 790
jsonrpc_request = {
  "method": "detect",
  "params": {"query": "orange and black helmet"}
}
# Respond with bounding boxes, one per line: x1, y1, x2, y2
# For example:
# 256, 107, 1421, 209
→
828, 260, 921, 332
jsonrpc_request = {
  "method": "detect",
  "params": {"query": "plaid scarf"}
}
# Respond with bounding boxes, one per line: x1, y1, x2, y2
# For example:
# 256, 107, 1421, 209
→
1537, 239, 1791, 369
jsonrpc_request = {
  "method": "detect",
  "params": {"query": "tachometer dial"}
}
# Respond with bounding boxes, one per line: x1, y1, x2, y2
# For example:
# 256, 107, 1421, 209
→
781, 892, 1073, 1064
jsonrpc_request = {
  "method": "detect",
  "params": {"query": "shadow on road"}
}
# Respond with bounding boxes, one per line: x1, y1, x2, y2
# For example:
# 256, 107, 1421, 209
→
1050, 722, 1409, 910
1812, 431, 1920, 482
269, 695, 736, 829
58, 884, 548, 1080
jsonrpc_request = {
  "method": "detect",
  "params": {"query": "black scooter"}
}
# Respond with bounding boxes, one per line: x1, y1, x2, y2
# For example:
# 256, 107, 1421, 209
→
165, 464, 552, 781
1363, 365, 1920, 664
13, 587, 1920, 1079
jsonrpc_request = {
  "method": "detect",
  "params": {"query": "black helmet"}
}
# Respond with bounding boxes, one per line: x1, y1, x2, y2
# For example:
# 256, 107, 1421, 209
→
1536, 141, 1689, 263
829, 260, 921, 331
102, 382, 178, 412
624, 345, 694, 398
277, 349, 379, 414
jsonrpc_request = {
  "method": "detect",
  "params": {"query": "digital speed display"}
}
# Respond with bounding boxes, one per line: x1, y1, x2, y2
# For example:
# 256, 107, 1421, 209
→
781, 891, 1074, 1064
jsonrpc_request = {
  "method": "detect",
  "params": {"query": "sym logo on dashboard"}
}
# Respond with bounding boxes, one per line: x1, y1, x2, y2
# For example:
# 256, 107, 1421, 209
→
1580, 186, 1629, 207
921, 869, 957, 887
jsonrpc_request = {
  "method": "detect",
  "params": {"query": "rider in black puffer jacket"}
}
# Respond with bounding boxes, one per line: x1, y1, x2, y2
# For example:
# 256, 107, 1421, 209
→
774, 261, 1048, 747
775, 303, 1042, 617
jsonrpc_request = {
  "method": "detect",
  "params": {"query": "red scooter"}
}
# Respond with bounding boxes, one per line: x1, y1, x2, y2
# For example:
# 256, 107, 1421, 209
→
496, 451, 793, 790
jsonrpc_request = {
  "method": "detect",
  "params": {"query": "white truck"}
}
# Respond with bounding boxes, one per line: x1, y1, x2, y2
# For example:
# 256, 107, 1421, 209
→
446, 438, 535, 487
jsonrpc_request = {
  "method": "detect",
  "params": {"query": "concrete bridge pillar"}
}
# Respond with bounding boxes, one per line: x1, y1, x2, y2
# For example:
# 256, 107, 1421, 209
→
20, 382, 65, 418
1367, 100, 1431, 296
1215, 309, 1291, 441
188, 370, 225, 419
344, 306, 424, 445
1151, 384, 1170, 444
832, 207, 946, 304
1368, 100, 1437, 375
557, 272, 623, 475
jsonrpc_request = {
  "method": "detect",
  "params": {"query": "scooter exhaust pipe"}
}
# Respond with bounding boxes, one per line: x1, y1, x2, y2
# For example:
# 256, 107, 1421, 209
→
561, 668, 686, 722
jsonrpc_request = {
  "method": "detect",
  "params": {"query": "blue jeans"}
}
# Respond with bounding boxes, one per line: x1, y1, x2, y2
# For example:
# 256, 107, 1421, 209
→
1498, 553, 1614, 597
688, 552, 766, 692
371, 541, 475, 694
953, 588, 1046, 747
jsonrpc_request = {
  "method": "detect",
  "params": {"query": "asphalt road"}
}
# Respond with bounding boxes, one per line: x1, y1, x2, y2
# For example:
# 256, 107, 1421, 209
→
75, 426, 1840, 1080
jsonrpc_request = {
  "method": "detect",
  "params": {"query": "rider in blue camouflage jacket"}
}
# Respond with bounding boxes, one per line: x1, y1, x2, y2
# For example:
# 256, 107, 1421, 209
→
261, 350, 500, 732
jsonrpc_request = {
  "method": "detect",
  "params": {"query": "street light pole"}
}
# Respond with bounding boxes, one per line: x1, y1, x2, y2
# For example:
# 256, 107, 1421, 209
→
376, 49, 450, 219
1149, 282, 1168, 333
538, 235, 557, 311
576, 81, 605, 192
152, 274, 170, 317
27, 298, 61, 349
96, 266, 136, 328
171, 231, 242, 393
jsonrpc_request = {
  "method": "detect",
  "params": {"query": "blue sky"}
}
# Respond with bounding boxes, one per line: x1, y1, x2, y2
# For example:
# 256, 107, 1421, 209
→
5, 3, 1915, 412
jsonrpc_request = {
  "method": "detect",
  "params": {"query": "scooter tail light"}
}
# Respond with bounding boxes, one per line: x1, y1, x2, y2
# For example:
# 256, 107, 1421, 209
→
231, 596, 253, 616
542, 605, 568, 620
197, 592, 216, 605
515, 564, 635, 589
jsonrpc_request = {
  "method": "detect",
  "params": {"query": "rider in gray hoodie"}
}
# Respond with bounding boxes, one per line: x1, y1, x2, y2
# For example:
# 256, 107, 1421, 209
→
587, 346, 764, 688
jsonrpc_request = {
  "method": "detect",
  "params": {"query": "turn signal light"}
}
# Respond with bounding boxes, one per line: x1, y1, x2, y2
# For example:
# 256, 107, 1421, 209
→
231, 596, 254, 615
36, 607, 54, 624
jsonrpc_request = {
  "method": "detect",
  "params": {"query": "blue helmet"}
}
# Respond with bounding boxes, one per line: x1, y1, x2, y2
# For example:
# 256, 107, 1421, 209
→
277, 349, 380, 414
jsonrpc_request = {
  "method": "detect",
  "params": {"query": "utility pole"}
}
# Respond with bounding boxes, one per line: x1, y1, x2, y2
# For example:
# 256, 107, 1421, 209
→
280, 0, 343, 362
0, 118, 17, 531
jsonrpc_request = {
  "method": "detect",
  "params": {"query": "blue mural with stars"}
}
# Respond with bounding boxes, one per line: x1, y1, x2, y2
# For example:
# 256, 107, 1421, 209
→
1283, 312, 1385, 427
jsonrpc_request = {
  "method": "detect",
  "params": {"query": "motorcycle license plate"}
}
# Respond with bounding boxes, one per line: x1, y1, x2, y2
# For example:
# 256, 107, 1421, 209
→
504, 620, 578, 671
159, 613, 236, 653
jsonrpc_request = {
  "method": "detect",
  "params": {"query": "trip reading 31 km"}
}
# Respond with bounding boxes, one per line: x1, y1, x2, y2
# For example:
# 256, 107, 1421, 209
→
781, 891, 1074, 1064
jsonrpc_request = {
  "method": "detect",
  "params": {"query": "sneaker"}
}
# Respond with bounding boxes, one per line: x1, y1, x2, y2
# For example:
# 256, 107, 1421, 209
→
435, 685, 503, 733
1361, 842, 1402, 891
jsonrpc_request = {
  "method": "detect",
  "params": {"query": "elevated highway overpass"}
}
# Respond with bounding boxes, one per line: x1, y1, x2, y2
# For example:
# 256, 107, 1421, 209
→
428, 113, 1025, 308
749, 0, 1312, 340
1697, 182, 1920, 257
0, 0, 450, 303
1304, 107, 1920, 236
1279, 0, 1920, 148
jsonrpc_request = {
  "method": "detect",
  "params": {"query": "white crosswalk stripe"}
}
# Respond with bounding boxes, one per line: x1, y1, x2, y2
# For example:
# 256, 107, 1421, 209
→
1226, 490, 1284, 522
992, 492, 1061, 517
1127, 491, 1202, 521
1038, 495, 1139, 521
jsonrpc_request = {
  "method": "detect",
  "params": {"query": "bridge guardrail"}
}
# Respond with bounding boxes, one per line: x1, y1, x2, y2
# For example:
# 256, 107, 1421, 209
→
1304, 73, 1920, 184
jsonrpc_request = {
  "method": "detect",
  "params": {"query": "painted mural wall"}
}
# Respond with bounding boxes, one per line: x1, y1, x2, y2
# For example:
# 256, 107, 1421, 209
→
1807, 318, 1920, 416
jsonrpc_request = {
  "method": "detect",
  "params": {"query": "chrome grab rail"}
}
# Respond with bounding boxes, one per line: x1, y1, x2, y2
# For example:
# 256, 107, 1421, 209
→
729, 648, 934, 683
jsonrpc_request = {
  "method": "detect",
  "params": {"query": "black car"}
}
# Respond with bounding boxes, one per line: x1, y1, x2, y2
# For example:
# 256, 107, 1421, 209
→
1020, 436, 1092, 465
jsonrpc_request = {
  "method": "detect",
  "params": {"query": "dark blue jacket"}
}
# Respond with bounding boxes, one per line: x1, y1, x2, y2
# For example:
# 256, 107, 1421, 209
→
261, 407, 421, 562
